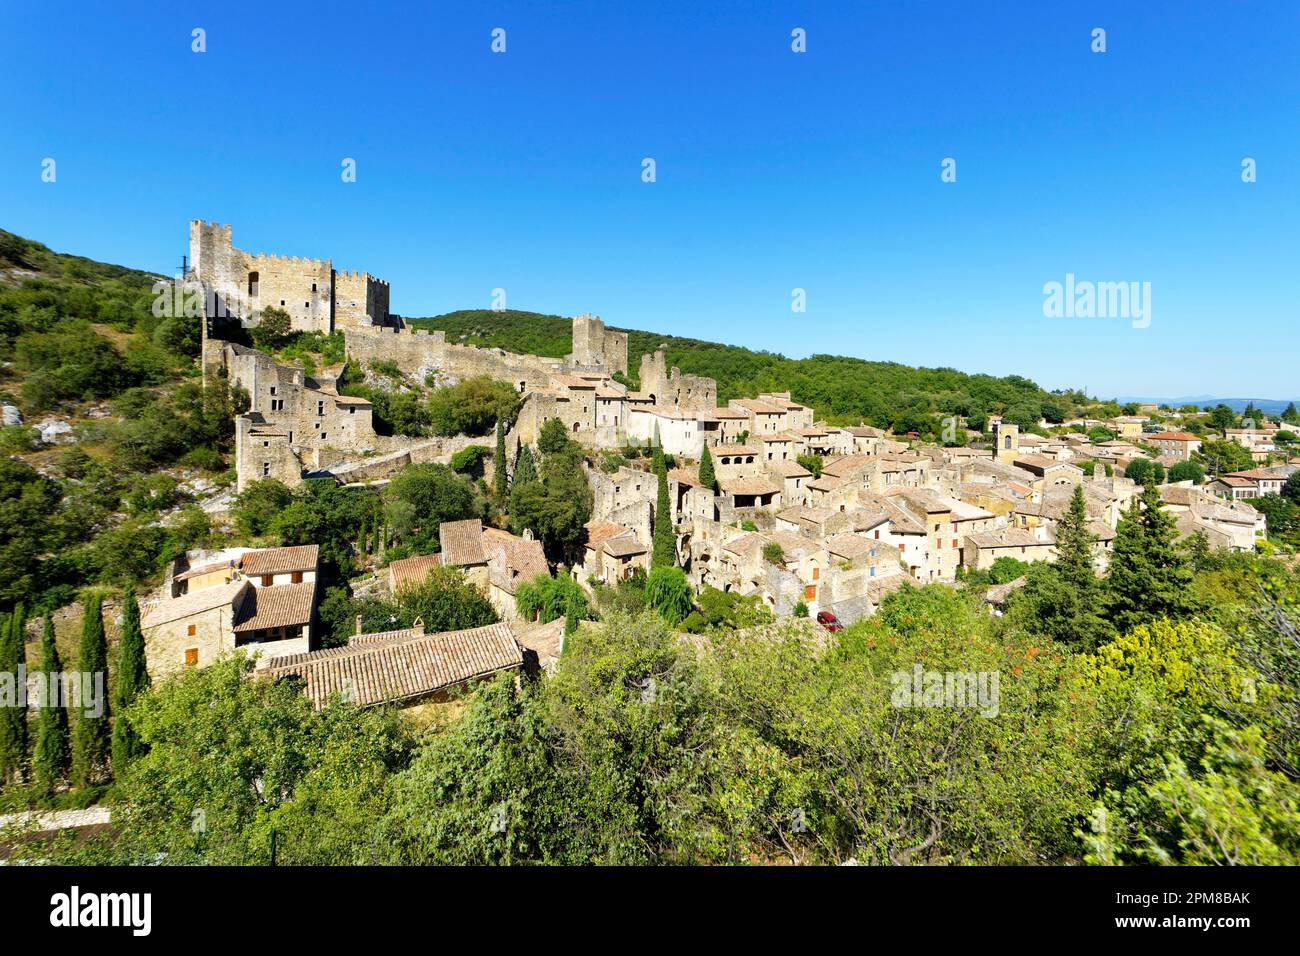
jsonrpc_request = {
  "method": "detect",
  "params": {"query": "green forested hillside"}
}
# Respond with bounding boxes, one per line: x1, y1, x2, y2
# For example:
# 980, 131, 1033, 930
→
408, 309, 1086, 430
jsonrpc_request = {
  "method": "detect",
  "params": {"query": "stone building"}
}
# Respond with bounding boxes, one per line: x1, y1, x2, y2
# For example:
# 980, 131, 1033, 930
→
190, 221, 390, 334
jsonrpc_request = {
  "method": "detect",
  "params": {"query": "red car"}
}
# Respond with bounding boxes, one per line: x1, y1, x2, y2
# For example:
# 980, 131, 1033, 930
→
815, 610, 843, 632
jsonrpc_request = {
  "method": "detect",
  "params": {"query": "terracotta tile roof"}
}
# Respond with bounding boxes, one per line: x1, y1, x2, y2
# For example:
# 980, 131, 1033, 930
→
966, 529, 1050, 549
766, 459, 812, 478
711, 407, 750, 419
232, 582, 316, 632
350, 626, 425, 645
720, 476, 783, 496
175, 559, 236, 582
732, 399, 784, 415
603, 536, 649, 558
239, 545, 320, 577
142, 580, 247, 628
439, 519, 486, 566
667, 466, 703, 487
261, 622, 523, 709
827, 534, 873, 559
583, 521, 627, 551
481, 527, 549, 588
388, 553, 443, 592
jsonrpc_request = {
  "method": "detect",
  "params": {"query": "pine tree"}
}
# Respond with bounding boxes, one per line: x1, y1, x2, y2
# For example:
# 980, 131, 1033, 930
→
698, 443, 717, 493
652, 464, 674, 568
494, 419, 508, 500
111, 586, 149, 774
72, 594, 111, 788
0, 605, 29, 784
33, 616, 70, 794
514, 443, 537, 485
1051, 485, 1109, 647
1105, 479, 1198, 634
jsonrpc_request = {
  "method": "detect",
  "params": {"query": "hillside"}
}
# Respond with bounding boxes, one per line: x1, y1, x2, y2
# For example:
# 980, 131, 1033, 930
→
407, 309, 1086, 431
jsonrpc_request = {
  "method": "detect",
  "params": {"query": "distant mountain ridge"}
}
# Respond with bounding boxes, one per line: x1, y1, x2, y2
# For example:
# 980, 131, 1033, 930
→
1116, 396, 1299, 414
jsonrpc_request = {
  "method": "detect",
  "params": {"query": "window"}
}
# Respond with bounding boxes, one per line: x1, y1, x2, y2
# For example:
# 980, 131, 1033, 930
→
187, 624, 196, 636
280, 299, 286, 306
248, 272, 259, 296
262, 462, 270, 477
952, 539, 957, 549
804, 584, 817, 601
812, 566, 820, 580
185, 648, 198, 667
311, 282, 317, 292
261, 575, 273, 587
269, 385, 277, 396
291, 571, 303, 584
317, 401, 325, 416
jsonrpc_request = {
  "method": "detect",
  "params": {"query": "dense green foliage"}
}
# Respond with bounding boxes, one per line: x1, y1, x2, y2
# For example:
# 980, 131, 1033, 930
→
110, 586, 149, 773
71, 595, 110, 787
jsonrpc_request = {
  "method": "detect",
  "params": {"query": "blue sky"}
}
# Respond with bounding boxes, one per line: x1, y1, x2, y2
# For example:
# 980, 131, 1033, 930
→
2, 1, 1297, 399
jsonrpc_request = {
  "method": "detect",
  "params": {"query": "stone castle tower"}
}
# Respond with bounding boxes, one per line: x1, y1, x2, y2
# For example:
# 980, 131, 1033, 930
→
189, 221, 390, 335
566, 314, 628, 375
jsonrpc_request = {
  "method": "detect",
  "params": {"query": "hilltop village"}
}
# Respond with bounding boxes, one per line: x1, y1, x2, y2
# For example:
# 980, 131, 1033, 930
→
115, 222, 1286, 704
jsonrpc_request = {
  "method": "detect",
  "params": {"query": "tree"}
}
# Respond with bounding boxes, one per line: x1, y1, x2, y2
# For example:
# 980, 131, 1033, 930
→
538, 417, 569, 456
111, 585, 149, 773
1012, 485, 1108, 648
1167, 460, 1204, 484
513, 443, 537, 485
645, 567, 693, 626
33, 615, 70, 794
762, 542, 785, 566
510, 441, 592, 564
697, 444, 717, 493
515, 574, 590, 625
1208, 404, 1238, 433
1196, 439, 1254, 476
494, 419, 507, 500
384, 463, 478, 553
1284, 472, 1300, 504
251, 306, 293, 350
1124, 458, 1165, 485
0, 605, 28, 783
1104, 481, 1198, 634
1283, 402, 1300, 426
72, 594, 111, 787
232, 479, 295, 536
428, 376, 520, 437
796, 453, 823, 479
652, 465, 674, 568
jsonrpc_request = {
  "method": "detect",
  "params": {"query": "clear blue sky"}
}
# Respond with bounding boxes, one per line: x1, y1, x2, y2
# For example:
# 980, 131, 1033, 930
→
2, 1, 1297, 399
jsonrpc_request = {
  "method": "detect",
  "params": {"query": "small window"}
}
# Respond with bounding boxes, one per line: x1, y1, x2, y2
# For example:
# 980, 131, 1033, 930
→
262, 575, 273, 587
248, 272, 259, 296
312, 282, 317, 292
269, 386, 277, 396
280, 299, 286, 306
291, 571, 303, 584
262, 462, 271, 476
187, 624, 196, 636
185, 648, 198, 667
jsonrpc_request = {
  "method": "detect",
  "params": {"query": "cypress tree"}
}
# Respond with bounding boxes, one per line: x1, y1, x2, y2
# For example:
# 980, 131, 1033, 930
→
652, 465, 674, 568
698, 443, 717, 493
0, 605, 29, 784
111, 586, 149, 774
1019, 486, 1112, 650
72, 594, 111, 787
1105, 479, 1198, 634
494, 419, 508, 500
33, 616, 70, 794
514, 444, 537, 485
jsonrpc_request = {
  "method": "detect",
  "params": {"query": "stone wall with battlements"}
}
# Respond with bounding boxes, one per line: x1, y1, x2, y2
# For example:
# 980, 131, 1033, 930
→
638, 349, 717, 412
343, 325, 565, 392
189, 220, 389, 334
567, 314, 628, 375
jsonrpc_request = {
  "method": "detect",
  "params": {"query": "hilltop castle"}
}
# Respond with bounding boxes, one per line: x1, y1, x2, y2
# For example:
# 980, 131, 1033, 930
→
190, 221, 391, 334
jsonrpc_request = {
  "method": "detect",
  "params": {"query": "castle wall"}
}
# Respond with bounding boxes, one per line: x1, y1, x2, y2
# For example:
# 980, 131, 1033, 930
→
335, 270, 390, 328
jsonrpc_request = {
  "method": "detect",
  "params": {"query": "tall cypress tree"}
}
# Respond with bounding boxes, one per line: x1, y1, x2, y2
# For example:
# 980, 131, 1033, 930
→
111, 586, 149, 774
698, 443, 717, 493
0, 605, 29, 784
1050, 485, 1109, 647
72, 594, 111, 787
652, 465, 674, 568
514, 444, 537, 485
33, 615, 70, 794
1105, 479, 1198, 634
494, 419, 508, 500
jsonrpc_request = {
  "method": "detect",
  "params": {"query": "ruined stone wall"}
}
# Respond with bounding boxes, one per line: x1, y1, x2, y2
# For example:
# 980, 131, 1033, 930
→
637, 349, 716, 412
344, 326, 563, 392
